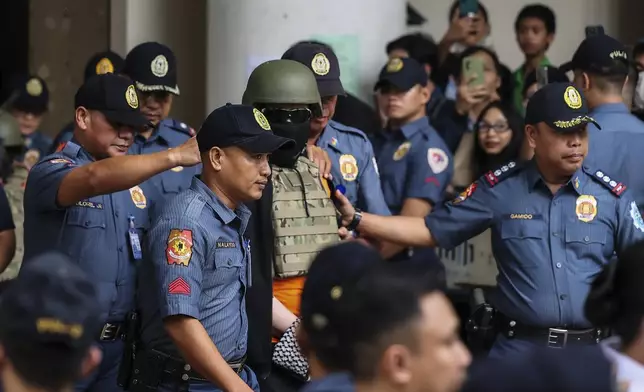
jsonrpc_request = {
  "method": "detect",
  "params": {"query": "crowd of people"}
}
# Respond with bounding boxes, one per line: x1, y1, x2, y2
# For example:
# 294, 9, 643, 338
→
1, 1, 644, 391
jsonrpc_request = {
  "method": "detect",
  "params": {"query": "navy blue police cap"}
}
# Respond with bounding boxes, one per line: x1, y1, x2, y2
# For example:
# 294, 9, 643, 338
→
282, 42, 346, 97
196, 103, 295, 154
10, 75, 49, 115
374, 57, 428, 92
75, 73, 150, 129
522, 66, 570, 97
84, 51, 125, 81
123, 42, 180, 95
0, 251, 101, 351
560, 34, 629, 76
525, 82, 600, 132
300, 242, 382, 340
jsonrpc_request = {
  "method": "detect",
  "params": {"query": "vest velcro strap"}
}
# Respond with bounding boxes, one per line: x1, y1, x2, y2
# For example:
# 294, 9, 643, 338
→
273, 190, 329, 202
275, 243, 326, 255
275, 260, 312, 275
273, 208, 335, 219
274, 224, 339, 237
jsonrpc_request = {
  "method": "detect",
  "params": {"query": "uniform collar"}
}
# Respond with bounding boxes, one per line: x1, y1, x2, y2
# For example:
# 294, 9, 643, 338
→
68, 138, 96, 162
524, 159, 586, 195
591, 102, 630, 115
191, 177, 251, 230
136, 119, 174, 145
317, 121, 344, 153
398, 116, 429, 140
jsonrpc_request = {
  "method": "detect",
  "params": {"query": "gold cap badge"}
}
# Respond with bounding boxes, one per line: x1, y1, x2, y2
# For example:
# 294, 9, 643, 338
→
564, 86, 582, 109
26, 78, 43, 96
95, 57, 115, 75
311, 53, 331, 76
126, 85, 139, 109
253, 108, 271, 130
386, 58, 404, 73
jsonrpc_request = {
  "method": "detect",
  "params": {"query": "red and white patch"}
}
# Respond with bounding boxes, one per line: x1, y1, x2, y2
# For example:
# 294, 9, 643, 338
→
168, 277, 191, 295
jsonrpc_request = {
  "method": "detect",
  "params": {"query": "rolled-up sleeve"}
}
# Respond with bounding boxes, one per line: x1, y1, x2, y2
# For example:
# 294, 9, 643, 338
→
424, 181, 495, 249
147, 218, 206, 320
24, 157, 77, 212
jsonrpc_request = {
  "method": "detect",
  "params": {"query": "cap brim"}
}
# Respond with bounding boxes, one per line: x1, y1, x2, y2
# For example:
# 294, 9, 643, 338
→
374, 76, 415, 92
548, 116, 601, 133
236, 132, 296, 154
318, 79, 346, 97
101, 109, 151, 130
559, 61, 574, 73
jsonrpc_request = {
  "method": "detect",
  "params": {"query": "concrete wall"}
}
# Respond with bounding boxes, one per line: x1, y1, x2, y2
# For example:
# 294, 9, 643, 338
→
29, 0, 110, 136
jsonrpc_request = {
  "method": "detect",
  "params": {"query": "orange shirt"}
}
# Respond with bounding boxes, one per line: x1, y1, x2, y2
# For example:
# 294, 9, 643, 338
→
272, 276, 306, 342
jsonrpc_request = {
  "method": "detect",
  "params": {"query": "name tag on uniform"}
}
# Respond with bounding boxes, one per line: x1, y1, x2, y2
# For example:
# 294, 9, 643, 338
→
503, 213, 543, 220
216, 241, 237, 249
75, 200, 104, 209
128, 215, 142, 260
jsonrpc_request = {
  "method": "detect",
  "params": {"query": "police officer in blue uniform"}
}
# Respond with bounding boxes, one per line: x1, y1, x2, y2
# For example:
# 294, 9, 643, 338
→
334, 82, 644, 358
561, 34, 644, 211
134, 104, 293, 392
0, 251, 103, 392
281, 42, 390, 215
6, 75, 53, 161
51, 51, 125, 152
22, 73, 201, 392
370, 57, 453, 269
123, 42, 201, 200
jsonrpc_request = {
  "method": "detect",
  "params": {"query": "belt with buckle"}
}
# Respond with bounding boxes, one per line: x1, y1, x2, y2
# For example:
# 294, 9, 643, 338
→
496, 313, 602, 348
151, 349, 247, 384
98, 322, 124, 341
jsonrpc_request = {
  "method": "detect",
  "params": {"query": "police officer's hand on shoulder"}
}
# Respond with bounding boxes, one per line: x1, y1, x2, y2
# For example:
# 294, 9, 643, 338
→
306, 145, 332, 180
168, 136, 201, 167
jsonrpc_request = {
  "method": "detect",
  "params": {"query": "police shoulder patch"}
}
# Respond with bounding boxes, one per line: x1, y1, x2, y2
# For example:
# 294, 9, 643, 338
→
482, 161, 521, 187
166, 118, 195, 137
587, 168, 626, 197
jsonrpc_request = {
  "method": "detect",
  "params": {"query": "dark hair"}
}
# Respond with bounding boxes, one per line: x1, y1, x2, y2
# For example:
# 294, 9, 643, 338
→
312, 260, 445, 380
514, 4, 556, 34
385, 33, 439, 71
585, 241, 644, 346
497, 63, 515, 104
454, 46, 501, 81
473, 101, 525, 176
448, 0, 489, 22
0, 279, 13, 295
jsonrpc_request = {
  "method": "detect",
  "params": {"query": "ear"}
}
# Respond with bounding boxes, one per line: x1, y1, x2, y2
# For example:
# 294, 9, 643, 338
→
424, 64, 432, 78
380, 344, 413, 386
419, 85, 431, 105
582, 72, 591, 91
525, 124, 538, 149
208, 147, 224, 172
75, 107, 90, 131
80, 346, 102, 378
546, 33, 555, 47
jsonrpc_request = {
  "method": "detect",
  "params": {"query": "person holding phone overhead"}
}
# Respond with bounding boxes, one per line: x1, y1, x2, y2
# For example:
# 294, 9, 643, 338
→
432, 46, 502, 193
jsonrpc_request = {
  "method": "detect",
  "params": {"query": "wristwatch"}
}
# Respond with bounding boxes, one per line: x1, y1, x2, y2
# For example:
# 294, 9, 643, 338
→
346, 209, 363, 232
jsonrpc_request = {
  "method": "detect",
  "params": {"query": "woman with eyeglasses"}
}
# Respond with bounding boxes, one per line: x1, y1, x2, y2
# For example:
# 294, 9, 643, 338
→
472, 101, 530, 177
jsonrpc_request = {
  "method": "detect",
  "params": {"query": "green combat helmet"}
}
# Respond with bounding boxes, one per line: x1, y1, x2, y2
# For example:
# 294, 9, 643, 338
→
242, 59, 322, 117
0, 110, 22, 147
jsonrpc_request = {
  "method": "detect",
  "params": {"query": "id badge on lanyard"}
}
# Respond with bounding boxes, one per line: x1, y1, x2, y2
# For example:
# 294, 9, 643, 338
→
128, 215, 143, 260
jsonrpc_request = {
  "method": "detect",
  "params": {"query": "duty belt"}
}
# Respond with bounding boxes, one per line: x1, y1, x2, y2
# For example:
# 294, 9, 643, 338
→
496, 312, 603, 348
149, 349, 246, 383
97, 322, 124, 341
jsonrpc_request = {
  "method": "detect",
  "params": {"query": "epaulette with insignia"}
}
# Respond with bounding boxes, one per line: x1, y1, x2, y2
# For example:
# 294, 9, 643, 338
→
589, 168, 626, 197
482, 161, 521, 187
329, 120, 368, 141
164, 118, 196, 136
